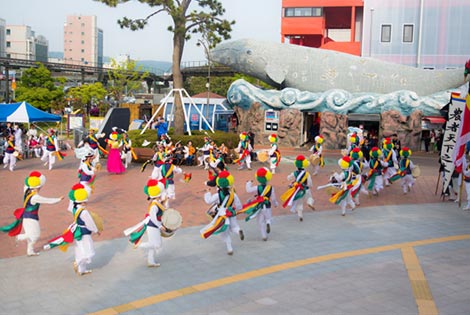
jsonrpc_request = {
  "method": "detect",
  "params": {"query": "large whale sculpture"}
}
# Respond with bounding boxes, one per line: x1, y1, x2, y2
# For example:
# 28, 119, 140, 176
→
211, 39, 465, 96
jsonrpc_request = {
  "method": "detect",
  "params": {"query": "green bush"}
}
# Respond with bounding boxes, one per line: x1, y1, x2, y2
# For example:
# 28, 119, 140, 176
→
128, 129, 239, 150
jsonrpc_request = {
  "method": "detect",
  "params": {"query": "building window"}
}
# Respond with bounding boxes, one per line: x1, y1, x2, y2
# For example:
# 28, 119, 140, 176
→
81, 32, 85, 36
81, 40, 85, 44
381, 24, 392, 43
285, 7, 322, 17
81, 49, 85, 53
403, 24, 413, 43
6, 29, 10, 35
81, 23, 85, 27
6, 41, 11, 48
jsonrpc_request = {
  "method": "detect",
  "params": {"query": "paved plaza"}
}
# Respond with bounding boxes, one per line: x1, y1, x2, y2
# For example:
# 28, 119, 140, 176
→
1, 145, 469, 314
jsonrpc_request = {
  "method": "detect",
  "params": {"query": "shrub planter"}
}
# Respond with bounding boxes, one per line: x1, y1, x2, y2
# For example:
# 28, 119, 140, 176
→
133, 147, 154, 162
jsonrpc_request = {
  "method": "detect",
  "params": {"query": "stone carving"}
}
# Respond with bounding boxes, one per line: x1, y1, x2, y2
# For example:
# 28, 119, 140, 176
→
226, 79, 448, 117
234, 103, 302, 147
278, 109, 302, 147
380, 110, 423, 151
320, 112, 348, 149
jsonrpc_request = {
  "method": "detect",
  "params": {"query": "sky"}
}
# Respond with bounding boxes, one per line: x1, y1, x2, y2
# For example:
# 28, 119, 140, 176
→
1, 0, 282, 63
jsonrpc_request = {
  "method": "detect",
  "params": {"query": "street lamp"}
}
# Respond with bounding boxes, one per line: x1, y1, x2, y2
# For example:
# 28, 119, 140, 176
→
198, 39, 211, 127
369, 8, 375, 57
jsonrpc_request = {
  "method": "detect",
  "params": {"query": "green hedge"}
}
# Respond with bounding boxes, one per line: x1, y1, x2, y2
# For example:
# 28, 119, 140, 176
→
128, 129, 240, 150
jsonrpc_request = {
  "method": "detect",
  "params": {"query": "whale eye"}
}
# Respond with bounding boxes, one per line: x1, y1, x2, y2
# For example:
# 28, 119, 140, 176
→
246, 49, 252, 55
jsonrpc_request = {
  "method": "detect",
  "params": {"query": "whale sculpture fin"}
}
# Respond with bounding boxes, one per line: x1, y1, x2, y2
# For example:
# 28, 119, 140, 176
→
265, 63, 287, 85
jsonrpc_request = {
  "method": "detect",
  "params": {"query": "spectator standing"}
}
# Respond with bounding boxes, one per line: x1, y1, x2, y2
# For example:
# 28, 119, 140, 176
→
155, 117, 168, 141
423, 133, 430, 152
14, 124, 23, 153
430, 130, 436, 152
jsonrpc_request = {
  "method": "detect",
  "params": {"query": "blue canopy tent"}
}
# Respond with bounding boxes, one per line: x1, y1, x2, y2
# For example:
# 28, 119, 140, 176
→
0, 101, 61, 123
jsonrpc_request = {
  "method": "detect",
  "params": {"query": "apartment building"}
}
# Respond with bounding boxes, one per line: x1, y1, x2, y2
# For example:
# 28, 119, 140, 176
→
63, 15, 103, 67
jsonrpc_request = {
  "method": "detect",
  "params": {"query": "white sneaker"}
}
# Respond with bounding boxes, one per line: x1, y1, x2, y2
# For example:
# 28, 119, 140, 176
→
463, 205, 470, 211
147, 262, 161, 268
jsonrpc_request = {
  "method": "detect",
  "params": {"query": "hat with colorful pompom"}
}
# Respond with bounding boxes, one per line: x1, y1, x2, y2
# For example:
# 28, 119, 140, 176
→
268, 134, 278, 143
400, 147, 412, 157
239, 132, 248, 141
144, 179, 164, 198
349, 147, 363, 160
216, 170, 234, 188
68, 183, 88, 203
383, 138, 394, 150
370, 147, 382, 159
255, 167, 272, 184
338, 156, 352, 170
24, 171, 46, 189
109, 131, 119, 141
350, 133, 358, 145
294, 154, 309, 169
315, 135, 324, 144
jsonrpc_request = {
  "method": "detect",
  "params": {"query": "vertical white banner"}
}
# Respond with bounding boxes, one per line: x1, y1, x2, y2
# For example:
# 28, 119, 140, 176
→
441, 96, 466, 192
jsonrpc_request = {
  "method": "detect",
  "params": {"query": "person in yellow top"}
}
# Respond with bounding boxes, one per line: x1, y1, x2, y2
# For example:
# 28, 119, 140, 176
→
105, 131, 125, 174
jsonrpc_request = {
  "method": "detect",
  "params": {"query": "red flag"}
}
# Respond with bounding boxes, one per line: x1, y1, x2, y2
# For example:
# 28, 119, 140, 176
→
453, 95, 470, 173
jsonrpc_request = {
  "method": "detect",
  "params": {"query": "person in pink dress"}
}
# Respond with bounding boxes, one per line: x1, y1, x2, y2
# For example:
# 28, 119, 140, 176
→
105, 131, 125, 174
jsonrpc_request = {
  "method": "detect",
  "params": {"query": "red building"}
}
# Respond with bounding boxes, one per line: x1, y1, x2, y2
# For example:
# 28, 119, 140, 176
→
281, 0, 364, 56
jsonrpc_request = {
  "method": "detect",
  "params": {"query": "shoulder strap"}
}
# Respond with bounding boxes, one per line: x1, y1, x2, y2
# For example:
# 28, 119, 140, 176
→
23, 191, 36, 208
73, 207, 84, 222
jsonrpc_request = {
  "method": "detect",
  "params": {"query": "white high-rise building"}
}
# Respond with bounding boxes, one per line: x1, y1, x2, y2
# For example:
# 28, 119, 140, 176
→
0, 18, 6, 58
5, 25, 36, 60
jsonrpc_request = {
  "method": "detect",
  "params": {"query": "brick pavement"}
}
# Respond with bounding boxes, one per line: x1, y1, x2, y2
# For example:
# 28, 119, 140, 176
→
0, 145, 445, 259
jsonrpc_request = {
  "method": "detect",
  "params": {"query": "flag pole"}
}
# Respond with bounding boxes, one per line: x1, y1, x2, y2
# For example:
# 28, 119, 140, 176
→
435, 169, 441, 195
458, 174, 464, 208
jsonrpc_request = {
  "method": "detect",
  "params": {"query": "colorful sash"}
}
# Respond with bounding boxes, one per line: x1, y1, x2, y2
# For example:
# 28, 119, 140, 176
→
313, 145, 325, 167
367, 159, 380, 191
0, 191, 36, 236
123, 139, 138, 160
126, 200, 165, 246
43, 207, 84, 252
90, 135, 109, 155
237, 185, 271, 221
200, 190, 235, 239
281, 170, 309, 208
233, 141, 250, 165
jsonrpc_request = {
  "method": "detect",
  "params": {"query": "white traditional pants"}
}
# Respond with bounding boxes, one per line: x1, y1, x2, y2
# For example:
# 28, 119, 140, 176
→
219, 217, 241, 253
138, 226, 162, 265
17, 218, 40, 256
3, 152, 16, 171
41, 150, 56, 170
75, 234, 95, 273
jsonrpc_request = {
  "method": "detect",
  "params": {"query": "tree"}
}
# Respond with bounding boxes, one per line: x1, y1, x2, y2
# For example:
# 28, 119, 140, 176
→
15, 63, 65, 111
185, 72, 274, 96
106, 58, 149, 105
97, 0, 234, 135
66, 82, 108, 116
